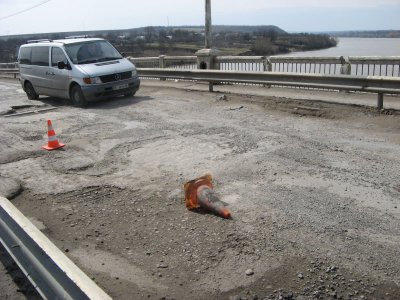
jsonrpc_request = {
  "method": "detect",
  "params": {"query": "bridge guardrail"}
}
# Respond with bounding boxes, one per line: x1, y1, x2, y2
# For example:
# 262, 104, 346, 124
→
3, 56, 400, 77
0, 196, 112, 300
2, 56, 399, 109
137, 68, 400, 109
129, 55, 400, 77
0, 62, 19, 78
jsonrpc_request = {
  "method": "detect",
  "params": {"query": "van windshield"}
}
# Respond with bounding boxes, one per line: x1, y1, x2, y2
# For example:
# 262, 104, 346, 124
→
65, 40, 123, 65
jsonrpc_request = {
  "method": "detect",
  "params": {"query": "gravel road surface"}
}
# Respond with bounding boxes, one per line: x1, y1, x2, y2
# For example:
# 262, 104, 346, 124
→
0, 78, 399, 299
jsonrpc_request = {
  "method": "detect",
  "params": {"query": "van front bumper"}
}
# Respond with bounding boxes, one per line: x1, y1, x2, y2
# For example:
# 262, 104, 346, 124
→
81, 77, 140, 101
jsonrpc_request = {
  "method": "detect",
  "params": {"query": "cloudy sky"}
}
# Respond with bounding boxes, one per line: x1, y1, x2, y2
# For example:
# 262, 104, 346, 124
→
0, 0, 399, 36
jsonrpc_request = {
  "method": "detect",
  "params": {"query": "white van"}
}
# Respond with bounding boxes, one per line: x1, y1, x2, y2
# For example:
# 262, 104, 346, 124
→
18, 37, 140, 106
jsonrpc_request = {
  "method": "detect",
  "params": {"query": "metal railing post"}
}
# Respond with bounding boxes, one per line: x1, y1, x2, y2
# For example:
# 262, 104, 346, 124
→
377, 93, 384, 110
159, 55, 166, 68
159, 55, 166, 81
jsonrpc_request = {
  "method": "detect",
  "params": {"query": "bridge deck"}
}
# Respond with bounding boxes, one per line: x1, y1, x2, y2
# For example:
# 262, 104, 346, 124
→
1, 78, 399, 299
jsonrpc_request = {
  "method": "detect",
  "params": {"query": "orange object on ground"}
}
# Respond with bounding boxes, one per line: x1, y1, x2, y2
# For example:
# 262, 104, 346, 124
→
42, 120, 65, 151
184, 174, 231, 219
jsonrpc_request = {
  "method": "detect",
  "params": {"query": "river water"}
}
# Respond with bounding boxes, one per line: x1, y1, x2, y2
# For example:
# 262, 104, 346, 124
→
164, 38, 400, 77
285, 38, 400, 57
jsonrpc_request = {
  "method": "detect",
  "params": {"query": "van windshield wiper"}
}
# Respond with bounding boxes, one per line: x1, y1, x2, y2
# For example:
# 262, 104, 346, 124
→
97, 57, 122, 62
77, 59, 99, 64
78, 56, 122, 64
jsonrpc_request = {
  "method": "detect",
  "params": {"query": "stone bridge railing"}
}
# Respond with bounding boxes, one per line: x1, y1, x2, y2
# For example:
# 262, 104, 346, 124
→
1, 55, 399, 78
131, 55, 400, 77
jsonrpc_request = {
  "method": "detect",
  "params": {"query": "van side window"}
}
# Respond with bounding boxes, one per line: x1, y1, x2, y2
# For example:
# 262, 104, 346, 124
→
51, 47, 67, 67
19, 47, 32, 65
31, 46, 49, 66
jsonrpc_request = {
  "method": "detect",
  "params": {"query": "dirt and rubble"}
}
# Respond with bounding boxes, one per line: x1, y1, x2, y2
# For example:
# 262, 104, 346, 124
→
0, 79, 400, 299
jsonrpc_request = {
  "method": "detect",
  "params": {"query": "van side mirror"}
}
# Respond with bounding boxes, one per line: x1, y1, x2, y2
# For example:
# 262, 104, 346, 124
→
57, 61, 66, 69
57, 61, 72, 70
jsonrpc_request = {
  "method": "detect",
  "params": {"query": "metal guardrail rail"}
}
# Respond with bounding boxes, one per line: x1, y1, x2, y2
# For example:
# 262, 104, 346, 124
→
0, 196, 112, 300
129, 55, 400, 77
0, 69, 18, 77
0, 62, 19, 78
137, 68, 400, 109
2, 56, 399, 108
2, 56, 400, 77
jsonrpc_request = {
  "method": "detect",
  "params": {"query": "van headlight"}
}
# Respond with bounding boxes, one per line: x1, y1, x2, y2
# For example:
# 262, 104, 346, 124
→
131, 68, 137, 77
83, 77, 102, 84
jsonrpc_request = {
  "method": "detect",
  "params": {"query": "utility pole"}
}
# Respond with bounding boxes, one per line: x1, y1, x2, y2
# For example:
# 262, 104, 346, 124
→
205, 0, 212, 48
196, 0, 219, 92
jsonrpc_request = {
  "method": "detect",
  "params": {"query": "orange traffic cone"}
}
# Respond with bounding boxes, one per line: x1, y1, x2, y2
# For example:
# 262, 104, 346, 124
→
184, 174, 231, 219
42, 120, 65, 151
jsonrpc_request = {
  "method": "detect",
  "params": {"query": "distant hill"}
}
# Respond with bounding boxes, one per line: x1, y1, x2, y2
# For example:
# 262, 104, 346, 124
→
0, 25, 287, 41
3, 27, 399, 41
325, 30, 400, 38
0, 25, 335, 62
179, 25, 287, 34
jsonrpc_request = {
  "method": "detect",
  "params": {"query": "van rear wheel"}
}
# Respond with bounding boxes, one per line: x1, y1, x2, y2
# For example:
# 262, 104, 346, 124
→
70, 85, 87, 107
25, 82, 39, 100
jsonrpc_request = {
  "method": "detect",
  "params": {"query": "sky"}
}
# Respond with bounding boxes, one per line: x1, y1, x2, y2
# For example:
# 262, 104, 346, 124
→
0, 0, 399, 36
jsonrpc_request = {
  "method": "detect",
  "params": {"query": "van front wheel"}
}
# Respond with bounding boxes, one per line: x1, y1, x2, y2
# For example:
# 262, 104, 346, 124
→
25, 82, 39, 100
70, 85, 87, 107
124, 91, 136, 97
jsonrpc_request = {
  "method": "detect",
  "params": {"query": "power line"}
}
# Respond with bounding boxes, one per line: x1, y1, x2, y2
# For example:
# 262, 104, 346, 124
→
0, 0, 53, 21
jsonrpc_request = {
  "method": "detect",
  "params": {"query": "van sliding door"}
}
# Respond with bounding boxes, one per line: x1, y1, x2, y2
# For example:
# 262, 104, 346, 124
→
30, 46, 50, 94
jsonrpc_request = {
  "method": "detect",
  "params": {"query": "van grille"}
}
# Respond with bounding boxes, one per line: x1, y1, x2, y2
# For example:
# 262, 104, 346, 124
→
100, 71, 132, 83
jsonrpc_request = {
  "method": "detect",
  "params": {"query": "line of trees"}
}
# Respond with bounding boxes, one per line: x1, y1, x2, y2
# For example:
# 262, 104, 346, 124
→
250, 33, 337, 56
0, 38, 25, 62
0, 27, 337, 62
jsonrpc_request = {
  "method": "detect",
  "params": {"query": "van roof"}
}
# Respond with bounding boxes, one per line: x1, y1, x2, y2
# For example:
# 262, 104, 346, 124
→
55, 37, 104, 44
22, 37, 104, 47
